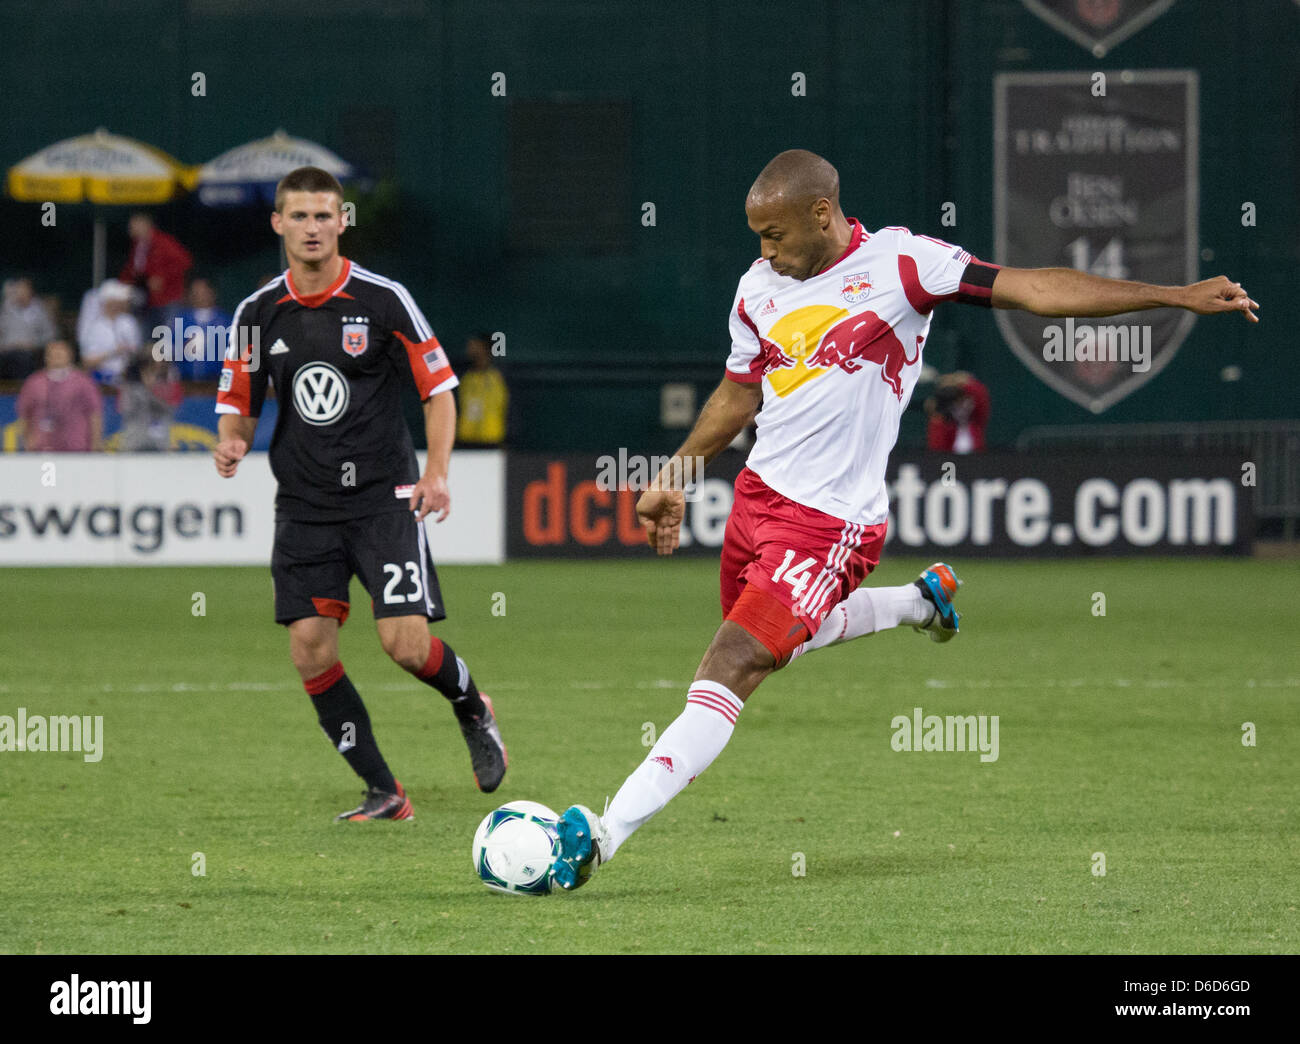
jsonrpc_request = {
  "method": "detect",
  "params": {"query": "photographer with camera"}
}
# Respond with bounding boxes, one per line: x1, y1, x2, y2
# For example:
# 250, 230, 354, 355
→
925, 370, 990, 454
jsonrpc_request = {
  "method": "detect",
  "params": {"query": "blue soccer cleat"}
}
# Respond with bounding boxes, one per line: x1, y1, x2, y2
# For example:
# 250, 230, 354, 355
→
550, 804, 608, 892
913, 562, 962, 642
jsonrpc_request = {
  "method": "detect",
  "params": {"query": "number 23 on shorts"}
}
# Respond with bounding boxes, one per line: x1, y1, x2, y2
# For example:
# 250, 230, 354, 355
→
382, 561, 424, 604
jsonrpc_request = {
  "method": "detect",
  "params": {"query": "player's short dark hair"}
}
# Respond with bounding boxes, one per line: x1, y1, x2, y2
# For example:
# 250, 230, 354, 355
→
750, 149, 840, 209
274, 167, 345, 212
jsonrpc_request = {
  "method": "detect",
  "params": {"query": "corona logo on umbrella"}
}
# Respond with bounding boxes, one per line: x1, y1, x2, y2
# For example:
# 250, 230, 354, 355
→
5, 128, 195, 286
7, 127, 194, 205
196, 130, 356, 208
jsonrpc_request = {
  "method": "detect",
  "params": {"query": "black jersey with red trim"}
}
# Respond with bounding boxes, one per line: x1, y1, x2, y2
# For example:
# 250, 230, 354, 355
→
216, 258, 457, 522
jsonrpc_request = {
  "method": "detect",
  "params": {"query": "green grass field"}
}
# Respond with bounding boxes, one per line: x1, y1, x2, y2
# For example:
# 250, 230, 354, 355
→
0, 557, 1296, 954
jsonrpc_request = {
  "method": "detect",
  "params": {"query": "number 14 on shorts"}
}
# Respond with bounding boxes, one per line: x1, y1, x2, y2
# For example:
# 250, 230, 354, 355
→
771, 550, 817, 598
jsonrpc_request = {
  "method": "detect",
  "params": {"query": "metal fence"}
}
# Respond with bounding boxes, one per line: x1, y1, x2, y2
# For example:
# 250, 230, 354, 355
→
1015, 421, 1300, 538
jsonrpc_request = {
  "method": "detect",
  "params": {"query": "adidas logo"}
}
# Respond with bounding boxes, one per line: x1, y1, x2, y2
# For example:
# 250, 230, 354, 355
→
269, 338, 290, 355
651, 755, 674, 773
758, 298, 778, 317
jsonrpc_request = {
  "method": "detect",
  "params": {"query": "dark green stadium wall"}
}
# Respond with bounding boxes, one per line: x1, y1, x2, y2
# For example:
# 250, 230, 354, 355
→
2, 0, 1295, 451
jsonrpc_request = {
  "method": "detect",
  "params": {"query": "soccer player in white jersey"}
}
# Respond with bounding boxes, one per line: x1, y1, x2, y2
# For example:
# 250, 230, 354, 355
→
550, 149, 1259, 890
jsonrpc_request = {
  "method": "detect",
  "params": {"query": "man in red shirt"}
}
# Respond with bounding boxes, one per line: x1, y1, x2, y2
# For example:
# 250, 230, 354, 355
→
925, 371, 990, 453
120, 212, 193, 325
17, 340, 103, 452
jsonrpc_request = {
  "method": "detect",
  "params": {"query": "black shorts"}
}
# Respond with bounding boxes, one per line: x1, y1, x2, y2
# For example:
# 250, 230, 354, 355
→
271, 511, 447, 626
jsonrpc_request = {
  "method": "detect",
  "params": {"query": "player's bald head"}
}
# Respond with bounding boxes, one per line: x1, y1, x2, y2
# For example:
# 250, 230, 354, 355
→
747, 150, 840, 211
744, 150, 850, 281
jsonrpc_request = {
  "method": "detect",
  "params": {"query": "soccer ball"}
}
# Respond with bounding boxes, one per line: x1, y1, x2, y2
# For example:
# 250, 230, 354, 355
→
471, 800, 560, 895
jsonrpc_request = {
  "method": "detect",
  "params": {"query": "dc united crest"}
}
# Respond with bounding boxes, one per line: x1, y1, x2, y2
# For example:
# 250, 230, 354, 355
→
292, 362, 350, 425
342, 323, 368, 357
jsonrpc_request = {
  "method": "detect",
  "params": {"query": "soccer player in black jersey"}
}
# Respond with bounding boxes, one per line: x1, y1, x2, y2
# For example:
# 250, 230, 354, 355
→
213, 166, 505, 821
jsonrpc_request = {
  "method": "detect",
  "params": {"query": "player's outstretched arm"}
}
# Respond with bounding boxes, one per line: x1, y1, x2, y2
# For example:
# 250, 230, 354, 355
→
991, 267, 1259, 322
637, 377, 762, 556
214, 415, 257, 477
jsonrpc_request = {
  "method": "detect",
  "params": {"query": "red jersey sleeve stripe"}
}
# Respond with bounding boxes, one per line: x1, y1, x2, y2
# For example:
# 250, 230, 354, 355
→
898, 253, 939, 314
396, 330, 452, 399
215, 299, 254, 415
898, 254, 1002, 314
733, 298, 768, 380
216, 365, 252, 415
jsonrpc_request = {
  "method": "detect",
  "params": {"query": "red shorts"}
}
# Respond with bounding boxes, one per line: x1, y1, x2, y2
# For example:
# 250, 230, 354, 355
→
721, 467, 887, 657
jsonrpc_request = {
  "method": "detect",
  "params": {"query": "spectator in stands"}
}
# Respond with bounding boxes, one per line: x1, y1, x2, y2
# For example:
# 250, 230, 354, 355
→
925, 370, 990, 454
119, 211, 192, 329
16, 339, 102, 452
0, 277, 58, 380
80, 280, 143, 385
41, 291, 71, 341
175, 277, 233, 380
455, 331, 509, 446
76, 285, 103, 352
117, 354, 182, 451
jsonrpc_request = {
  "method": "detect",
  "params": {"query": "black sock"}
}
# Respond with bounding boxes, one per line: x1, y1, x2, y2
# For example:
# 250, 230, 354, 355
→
414, 638, 486, 721
306, 662, 397, 793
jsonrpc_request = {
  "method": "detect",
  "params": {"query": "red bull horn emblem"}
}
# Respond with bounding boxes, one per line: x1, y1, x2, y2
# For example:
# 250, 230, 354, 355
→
801, 312, 920, 400
759, 304, 921, 401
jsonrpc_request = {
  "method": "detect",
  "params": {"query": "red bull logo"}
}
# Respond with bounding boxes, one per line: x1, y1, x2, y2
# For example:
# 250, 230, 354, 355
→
759, 305, 920, 401
841, 271, 873, 304
763, 305, 845, 396
756, 334, 795, 375
806, 312, 921, 399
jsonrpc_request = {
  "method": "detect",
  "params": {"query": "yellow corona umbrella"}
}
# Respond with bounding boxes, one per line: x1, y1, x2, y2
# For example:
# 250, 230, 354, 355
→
7, 128, 196, 286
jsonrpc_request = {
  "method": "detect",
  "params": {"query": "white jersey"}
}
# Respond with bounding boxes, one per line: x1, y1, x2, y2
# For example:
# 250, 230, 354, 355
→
725, 221, 999, 525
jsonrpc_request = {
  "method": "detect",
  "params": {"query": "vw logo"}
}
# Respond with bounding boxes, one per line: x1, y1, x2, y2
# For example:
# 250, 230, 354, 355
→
292, 362, 350, 425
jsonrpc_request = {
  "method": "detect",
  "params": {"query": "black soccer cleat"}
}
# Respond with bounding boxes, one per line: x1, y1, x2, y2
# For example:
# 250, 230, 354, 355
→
335, 779, 414, 822
459, 694, 507, 793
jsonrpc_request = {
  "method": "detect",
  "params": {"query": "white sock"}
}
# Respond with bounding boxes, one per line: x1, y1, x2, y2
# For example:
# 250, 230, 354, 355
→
787, 584, 930, 662
603, 681, 743, 861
